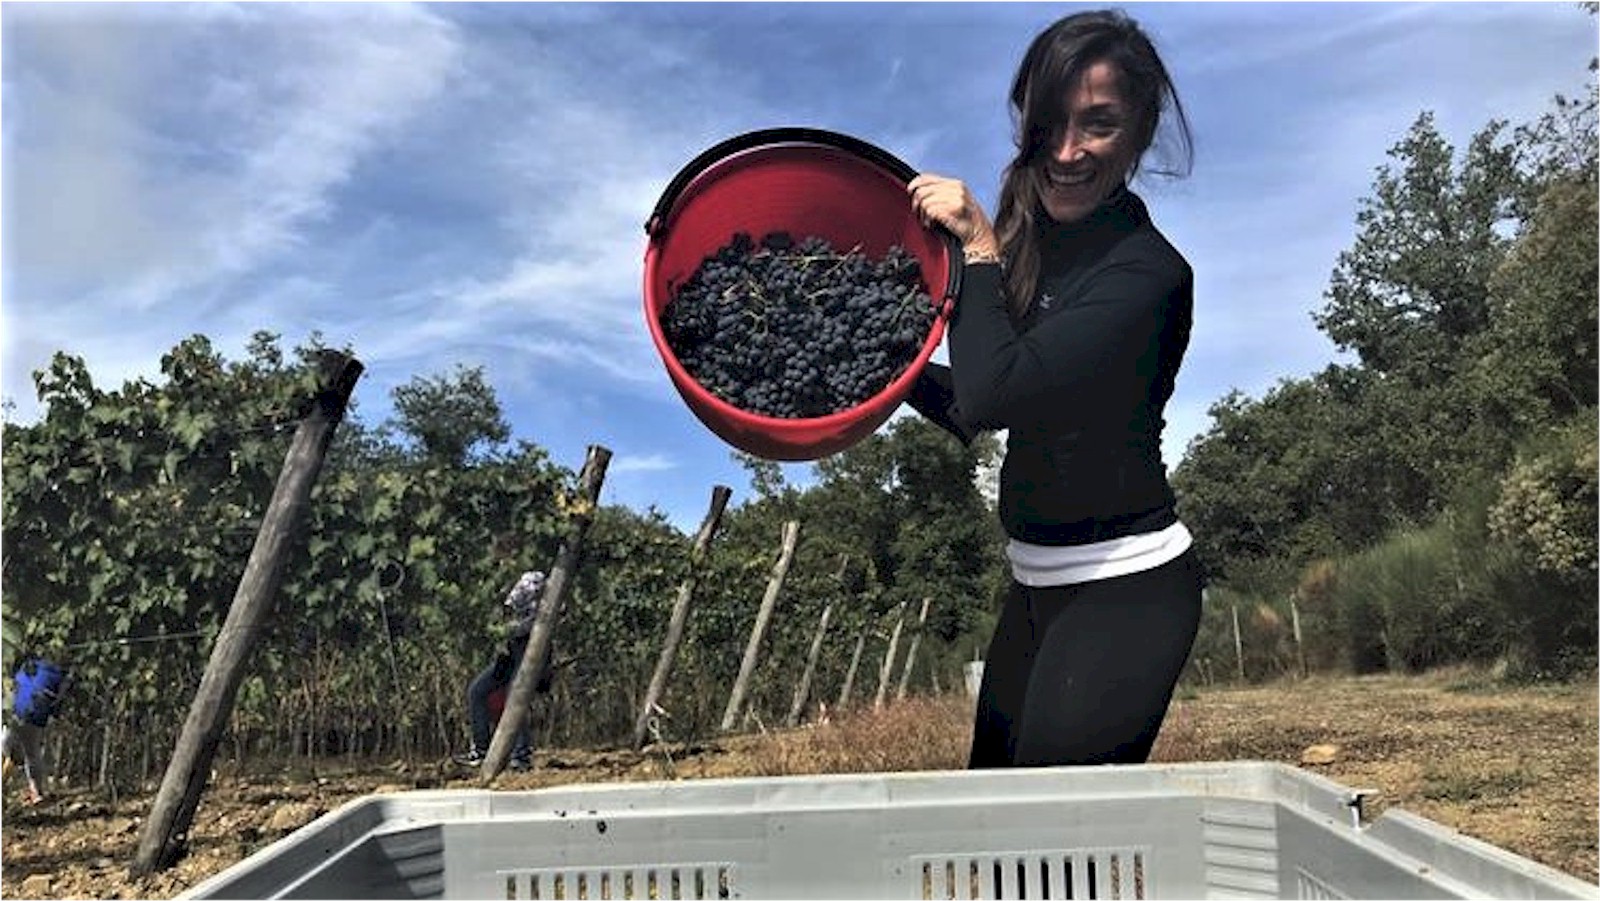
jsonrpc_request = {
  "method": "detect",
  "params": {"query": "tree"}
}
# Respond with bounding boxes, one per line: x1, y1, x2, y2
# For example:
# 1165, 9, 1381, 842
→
1176, 370, 1388, 587
1176, 60, 1599, 675
389, 365, 510, 466
883, 416, 999, 641
1314, 113, 1523, 379
1472, 89, 1600, 438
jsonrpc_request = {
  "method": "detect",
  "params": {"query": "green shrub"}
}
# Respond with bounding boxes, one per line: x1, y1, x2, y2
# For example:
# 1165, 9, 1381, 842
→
1488, 414, 1597, 578
1485, 414, 1599, 679
1330, 519, 1506, 673
1291, 559, 1345, 672
1325, 557, 1389, 674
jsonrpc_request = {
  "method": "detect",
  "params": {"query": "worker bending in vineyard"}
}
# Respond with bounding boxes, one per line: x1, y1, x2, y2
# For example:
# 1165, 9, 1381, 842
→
3, 656, 69, 804
453, 569, 553, 771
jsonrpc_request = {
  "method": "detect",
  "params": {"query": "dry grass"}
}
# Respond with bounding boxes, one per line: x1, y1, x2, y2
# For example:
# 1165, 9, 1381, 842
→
739, 697, 973, 775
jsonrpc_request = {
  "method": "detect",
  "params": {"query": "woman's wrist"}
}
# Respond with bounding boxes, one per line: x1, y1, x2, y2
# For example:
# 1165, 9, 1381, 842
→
963, 237, 1002, 265
960, 222, 1002, 264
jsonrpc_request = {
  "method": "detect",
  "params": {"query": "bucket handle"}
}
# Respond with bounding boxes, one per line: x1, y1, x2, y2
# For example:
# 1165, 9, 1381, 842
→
645, 127, 964, 303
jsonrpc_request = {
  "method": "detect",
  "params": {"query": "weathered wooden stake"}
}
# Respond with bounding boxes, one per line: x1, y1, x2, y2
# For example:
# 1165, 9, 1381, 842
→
1289, 594, 1307, 679
874, 601, 909, 710
481, 445, 612, 783
786, 606, 833, 726
836, 621, 870, 710
133, 351, 362, 876
1231, 603, 1246, 682
632, 485, 733, 749
720, 520, 800, 732
895, 597, 933, 701
785, 555, 846, 727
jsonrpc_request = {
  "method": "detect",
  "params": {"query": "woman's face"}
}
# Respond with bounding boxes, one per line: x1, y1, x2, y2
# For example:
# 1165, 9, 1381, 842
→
1038, 59, 1140, 224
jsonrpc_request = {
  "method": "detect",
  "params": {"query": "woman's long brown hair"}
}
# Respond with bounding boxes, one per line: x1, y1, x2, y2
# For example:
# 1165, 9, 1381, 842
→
994, 10, 1193, 318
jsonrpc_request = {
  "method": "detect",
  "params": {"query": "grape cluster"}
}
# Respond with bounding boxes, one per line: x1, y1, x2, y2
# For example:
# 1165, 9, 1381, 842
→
661, 232, 938, 419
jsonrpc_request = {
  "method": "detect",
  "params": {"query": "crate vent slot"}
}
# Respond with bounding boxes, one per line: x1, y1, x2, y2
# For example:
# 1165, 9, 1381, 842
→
504, 865, 732, 900
1296, 868, 1348, 900
914, 850, 1146, 900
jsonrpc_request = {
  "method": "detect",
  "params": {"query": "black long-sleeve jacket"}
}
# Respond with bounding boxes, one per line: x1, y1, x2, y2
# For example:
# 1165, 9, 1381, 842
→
908, 185, 1193, 546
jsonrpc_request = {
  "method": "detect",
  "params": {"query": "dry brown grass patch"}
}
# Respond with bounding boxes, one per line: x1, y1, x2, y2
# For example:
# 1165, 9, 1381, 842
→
741, 697, 974, 776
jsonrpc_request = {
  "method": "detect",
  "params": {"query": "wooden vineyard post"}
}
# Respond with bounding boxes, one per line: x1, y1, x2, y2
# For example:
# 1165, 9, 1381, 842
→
720, 520, 800, 732
1232, 603, 1246, 682
632, 484, 733, 750
133, 351, 362, 876
1289, 593, 1307, 679
785, 599, 833, 727
895, 597, 933, 701
836, 621, 870, 711
481, 445, 612, 783
873, 601, 909, 711
785, 556, 846, 727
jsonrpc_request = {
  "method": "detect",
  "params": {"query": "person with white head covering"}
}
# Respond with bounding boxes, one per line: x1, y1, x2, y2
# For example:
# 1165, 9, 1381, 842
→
503, 569, 546, 638
454, 569, 552, 770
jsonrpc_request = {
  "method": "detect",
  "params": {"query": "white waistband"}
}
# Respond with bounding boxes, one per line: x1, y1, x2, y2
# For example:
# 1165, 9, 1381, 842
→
1006, 521, 1193, 587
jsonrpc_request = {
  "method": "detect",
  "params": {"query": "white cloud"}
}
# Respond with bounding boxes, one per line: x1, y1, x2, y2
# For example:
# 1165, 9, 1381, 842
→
203, 8, 461, 283
611, 453, 679, 476
1173, 3, 1436, 77
337, 14, 781, 400
2, 3, 463, 413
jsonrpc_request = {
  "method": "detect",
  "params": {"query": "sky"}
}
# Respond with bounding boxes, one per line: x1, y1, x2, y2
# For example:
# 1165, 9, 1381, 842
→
2, 2, 1595, 533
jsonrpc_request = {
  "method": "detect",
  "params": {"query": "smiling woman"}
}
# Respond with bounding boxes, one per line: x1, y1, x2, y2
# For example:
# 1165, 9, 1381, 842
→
1033, 61, 1141, 226
904, 8, 1201, 771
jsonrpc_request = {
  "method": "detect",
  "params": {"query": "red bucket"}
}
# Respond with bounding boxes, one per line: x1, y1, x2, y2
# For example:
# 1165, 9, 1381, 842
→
643, 128, 962, 462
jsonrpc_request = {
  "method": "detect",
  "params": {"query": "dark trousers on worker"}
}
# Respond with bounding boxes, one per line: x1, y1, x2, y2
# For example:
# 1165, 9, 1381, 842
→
467, 641, 532, 759
969, 549, 1204, 768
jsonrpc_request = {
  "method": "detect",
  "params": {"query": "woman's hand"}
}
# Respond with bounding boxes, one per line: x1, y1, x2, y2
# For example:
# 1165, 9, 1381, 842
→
908, 173, 1000, 260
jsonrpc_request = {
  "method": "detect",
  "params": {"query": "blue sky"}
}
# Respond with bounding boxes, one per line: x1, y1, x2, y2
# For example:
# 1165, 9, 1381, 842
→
2, 2, 1594, 532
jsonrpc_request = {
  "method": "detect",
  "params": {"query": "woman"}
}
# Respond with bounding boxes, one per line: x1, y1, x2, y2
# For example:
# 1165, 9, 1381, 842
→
906, 9, 1202, 768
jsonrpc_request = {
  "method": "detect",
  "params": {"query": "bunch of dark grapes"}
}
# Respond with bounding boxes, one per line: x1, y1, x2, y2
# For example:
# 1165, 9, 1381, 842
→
661, 231, 937, 419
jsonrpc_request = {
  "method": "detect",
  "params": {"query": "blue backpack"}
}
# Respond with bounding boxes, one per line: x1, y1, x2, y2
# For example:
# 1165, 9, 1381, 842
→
12, 659, 67, 726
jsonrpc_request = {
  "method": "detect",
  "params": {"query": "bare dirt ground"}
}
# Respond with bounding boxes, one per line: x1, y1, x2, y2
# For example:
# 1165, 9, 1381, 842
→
1, 669, 1594, 899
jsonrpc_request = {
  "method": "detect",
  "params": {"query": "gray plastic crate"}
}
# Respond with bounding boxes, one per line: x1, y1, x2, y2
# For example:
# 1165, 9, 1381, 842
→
181, 761, 1598, 900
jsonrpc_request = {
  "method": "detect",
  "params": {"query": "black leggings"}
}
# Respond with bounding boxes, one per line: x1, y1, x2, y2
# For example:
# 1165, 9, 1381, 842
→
969, 549, 1204, 768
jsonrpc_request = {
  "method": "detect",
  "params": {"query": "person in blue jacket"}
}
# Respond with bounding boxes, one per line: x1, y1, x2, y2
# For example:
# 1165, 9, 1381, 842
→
4, 656, 70, 804
907, 9, 1203, 768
